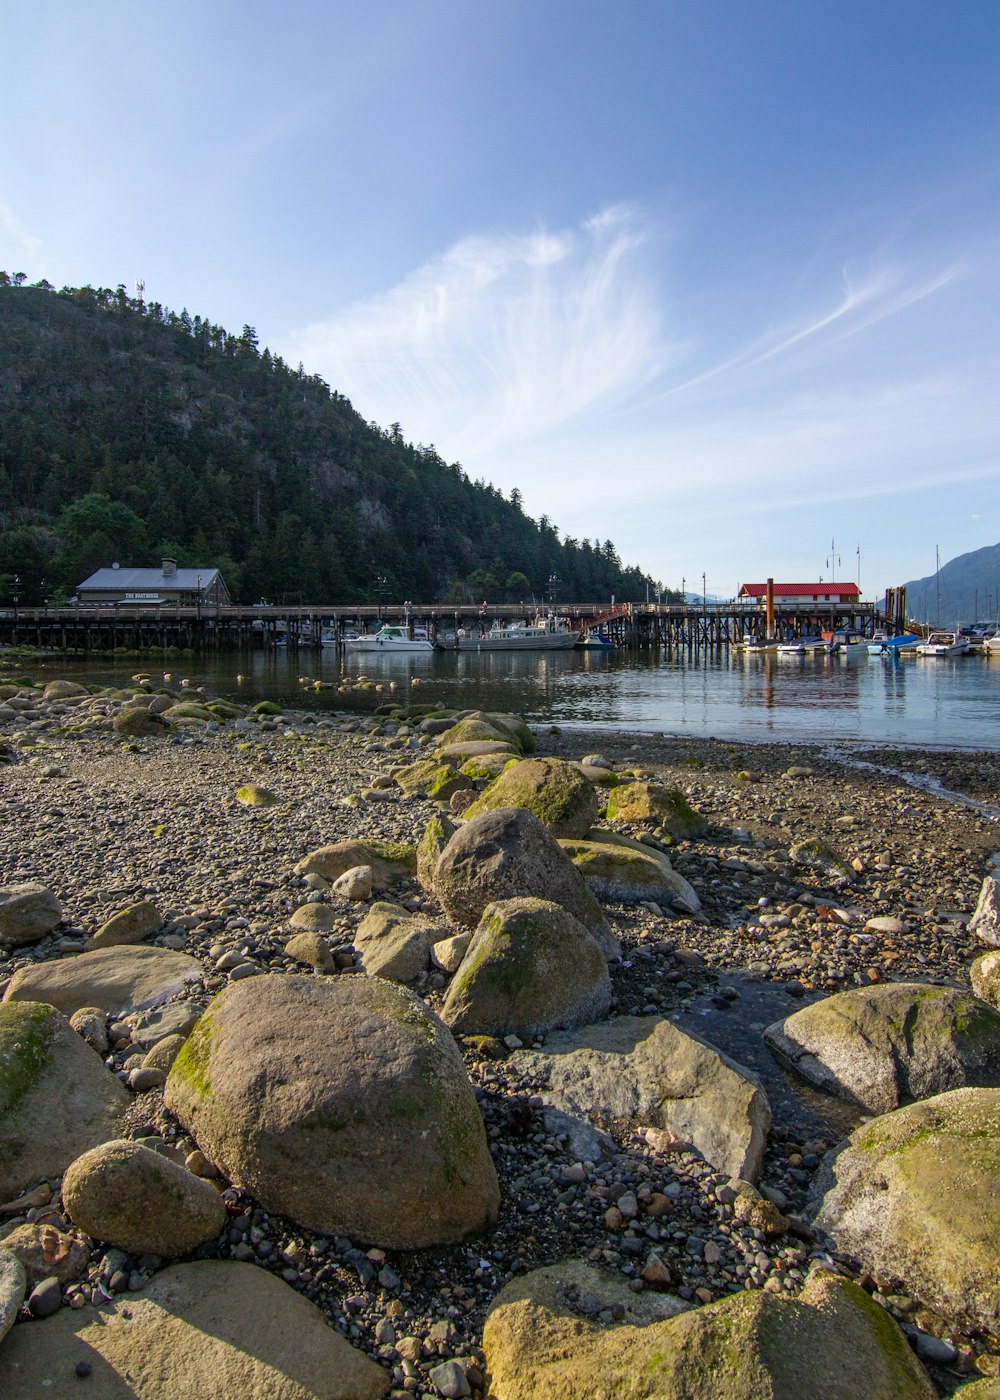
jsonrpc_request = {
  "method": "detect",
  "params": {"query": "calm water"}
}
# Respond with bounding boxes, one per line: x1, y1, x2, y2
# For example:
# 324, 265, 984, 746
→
20, 646, 1000, 751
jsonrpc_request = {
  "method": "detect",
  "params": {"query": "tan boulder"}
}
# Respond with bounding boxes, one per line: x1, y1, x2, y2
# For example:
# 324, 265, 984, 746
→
164, 975, 499, 1249
605, 782, 708, 838
3, 945, 203, 1017
353, 902, 435, 983
0, 1260, 389, 1399
284, 932, 336, 972
295, 840, 415, 890
811, 1086, 1000, 1332
62, 1140, 227, 1257
288, 903, 338, 932
92, 900, 163, 948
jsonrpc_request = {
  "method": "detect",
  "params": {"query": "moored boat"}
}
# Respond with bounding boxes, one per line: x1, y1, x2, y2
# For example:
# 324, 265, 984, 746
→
776, 635, 825, 655
448, 615, 581, 651
915, 631, 968, 657
346, 625, 434, 653
867, 631, 920, 655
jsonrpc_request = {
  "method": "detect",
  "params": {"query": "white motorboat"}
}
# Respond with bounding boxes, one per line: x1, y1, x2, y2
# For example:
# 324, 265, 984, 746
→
915, 631, 968, 657
776, 635, 825, 655
345, 625, 434, 653
449, 615, 581, 651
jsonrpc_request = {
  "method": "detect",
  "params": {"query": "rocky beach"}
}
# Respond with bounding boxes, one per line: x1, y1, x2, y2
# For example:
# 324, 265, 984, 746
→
2, 666, 1000, 1398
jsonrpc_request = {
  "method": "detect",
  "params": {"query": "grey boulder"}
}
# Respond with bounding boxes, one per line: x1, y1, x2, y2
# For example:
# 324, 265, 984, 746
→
0, 882, 63, 947
441, 897, 611, 1040
3, 945, 203, 1017
509, 1015, 771, 1181
164, 974, 499, 1249
764, 982, 1000, 1114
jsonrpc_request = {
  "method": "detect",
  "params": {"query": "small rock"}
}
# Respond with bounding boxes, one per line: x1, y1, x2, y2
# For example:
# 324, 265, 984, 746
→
27, 1275, 63, 1317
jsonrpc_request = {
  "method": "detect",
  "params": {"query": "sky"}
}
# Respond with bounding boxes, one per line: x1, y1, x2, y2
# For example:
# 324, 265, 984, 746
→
2, 0, 999, 602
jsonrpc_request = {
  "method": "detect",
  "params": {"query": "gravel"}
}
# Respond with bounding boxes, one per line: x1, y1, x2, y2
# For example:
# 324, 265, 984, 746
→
2, 675, 999, 1394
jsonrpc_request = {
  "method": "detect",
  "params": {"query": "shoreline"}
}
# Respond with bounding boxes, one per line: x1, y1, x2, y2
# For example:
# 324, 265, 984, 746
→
2, 675, 1000, 1391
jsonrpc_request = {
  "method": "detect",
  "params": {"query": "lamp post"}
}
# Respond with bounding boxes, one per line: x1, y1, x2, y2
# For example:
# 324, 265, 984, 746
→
375, 575, 388, 621
681, 576, 685, 606
197, 573, 202, 622
12, 575, 20, 627
702, 572, 706, 612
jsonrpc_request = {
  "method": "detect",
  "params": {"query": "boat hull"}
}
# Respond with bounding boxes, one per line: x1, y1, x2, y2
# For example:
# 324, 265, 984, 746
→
454, 631, 581, 652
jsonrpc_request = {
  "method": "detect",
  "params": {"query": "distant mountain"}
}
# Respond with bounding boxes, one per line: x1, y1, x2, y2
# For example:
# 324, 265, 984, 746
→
0, 277, 660, 607
902, 543, 1000, 627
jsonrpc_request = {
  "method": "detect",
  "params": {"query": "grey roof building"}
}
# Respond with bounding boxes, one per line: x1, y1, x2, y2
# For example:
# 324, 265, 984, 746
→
76, 559, 230, 606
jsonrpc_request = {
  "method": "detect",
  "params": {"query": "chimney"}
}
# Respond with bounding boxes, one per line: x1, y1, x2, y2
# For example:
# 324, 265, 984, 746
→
162, 558, 177, 578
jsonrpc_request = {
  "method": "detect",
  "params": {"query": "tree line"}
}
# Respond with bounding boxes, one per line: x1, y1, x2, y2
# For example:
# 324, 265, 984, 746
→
0, 276, 665, 608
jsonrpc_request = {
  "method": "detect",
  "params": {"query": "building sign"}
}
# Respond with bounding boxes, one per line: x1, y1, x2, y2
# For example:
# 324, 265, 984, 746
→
124, 592, 163, 601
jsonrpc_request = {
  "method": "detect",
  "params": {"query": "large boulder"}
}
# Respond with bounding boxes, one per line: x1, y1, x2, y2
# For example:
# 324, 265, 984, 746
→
482, 1262, 933, 1400
0, 1001, 128, 1199
3, 945, 203, 1017
558, 830, 701, 912
164, 974, 499, 1249
441, 898, 611, 1040
416, 812, 456, 889
764, 983, 1000, 1114
435, 715, 518, 750
430, 807, 620, 962
464, 758, 599, 838
509, 1015, 771, 1181
353, 902, 435, 983
294, 839, 415, 890
1, 1222, 90, 1286
112, 707, 168, 737
811, 1087, 1000, 1331
788, 837, 854, 883
62, 1140, 227, 1257
605, 782, 708, 838
0, 882, 63, 946
0, 1260, 389, 1399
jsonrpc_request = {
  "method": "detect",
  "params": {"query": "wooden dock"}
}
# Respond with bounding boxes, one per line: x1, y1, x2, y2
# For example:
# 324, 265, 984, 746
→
0, 598, 883, 654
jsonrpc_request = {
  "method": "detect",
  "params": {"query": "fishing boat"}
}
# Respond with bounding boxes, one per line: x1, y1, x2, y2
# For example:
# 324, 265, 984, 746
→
345, 625, 434, 653
915, 631, 968, 657
577, 631, 615, 649
735, 635, 779, 653
448, 615, 581, 651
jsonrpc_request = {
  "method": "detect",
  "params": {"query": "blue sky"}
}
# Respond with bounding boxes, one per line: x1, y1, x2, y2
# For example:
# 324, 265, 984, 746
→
3, 1, 998, 601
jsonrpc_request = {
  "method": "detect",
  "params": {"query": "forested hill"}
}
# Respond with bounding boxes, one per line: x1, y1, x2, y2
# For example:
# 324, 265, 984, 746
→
0, 277, 658, 607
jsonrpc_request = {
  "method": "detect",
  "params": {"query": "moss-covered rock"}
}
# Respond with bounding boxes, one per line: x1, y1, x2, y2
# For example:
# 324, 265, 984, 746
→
164, 702, 219, 723
972, 949, 1000, 1008
236, 784, 279, 806
415, 813, 455, 894
251, 701, 284, 716
295, 839, 416, 890
605, 782, 708, 838
395, 758, 472, 801
164, 975, 499, 1249
440, 897, 611, 1039
460, 753, 517, 781
464, 757, 599, 838
0, 1001, 128, 1199
482, 1262, 933, 1399
482, 712, 536, 754
558, 831, 701, 912
111, 706, 169, 737
435, 716, 515, 750
765, 984, 1000, 1114
812, 1087, 1000, 1332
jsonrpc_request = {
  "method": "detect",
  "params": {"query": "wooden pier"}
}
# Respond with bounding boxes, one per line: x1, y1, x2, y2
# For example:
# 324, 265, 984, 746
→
0, 598, 883, 654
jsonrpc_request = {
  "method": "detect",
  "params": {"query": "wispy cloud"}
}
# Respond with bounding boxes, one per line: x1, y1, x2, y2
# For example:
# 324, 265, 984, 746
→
0, 204, 42, 275
283, 206, 681, 456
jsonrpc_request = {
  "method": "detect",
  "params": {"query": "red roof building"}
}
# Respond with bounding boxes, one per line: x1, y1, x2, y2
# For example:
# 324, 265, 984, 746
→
739, 582, 861, 605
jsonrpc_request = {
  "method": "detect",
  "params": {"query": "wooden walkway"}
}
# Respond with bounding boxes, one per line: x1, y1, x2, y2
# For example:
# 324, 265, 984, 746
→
0, 598, 884, 654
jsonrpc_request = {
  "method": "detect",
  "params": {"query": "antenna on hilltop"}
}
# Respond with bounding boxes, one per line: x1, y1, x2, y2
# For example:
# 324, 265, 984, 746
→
135, 279, 145, 299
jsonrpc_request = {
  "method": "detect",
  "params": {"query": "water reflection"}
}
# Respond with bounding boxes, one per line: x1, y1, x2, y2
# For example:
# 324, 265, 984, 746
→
23, 646, 1000, 751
